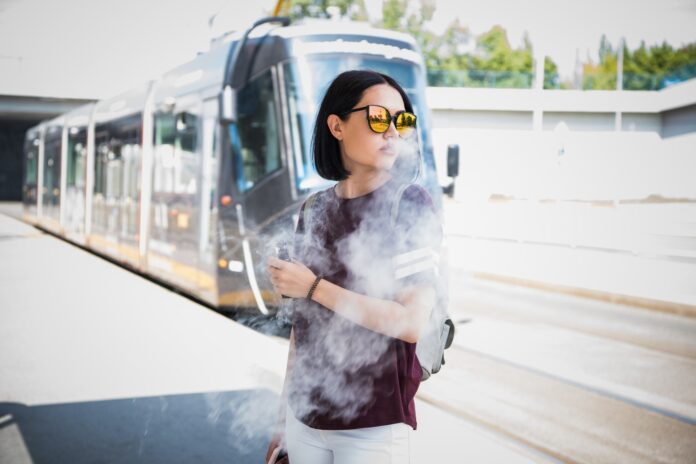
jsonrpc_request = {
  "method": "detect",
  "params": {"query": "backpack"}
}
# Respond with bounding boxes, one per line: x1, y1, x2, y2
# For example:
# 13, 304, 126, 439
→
301, 182, 455, 381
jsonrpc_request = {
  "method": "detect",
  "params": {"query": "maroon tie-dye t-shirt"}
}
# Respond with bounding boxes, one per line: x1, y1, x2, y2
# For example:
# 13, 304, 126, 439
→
287, 177, 442, 431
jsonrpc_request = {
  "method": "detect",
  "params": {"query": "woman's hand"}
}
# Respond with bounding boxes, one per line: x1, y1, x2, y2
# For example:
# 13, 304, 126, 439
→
266, 256, 316, 299
265, 430, 284, 464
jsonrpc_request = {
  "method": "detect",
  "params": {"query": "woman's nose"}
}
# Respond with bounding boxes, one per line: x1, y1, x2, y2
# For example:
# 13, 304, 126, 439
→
384, 119, 399, 137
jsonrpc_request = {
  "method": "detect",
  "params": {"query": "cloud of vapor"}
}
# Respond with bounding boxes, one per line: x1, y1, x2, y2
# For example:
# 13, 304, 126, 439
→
388, 133, 423, 184
203, 390, 278, 455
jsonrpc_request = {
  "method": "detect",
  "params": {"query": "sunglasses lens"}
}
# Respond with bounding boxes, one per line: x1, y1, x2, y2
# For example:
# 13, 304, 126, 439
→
368, 106, 390, 133
396, 112, 417, 137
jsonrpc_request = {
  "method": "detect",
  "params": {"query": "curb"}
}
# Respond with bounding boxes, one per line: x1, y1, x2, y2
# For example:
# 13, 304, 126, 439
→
471, 271, 696, 319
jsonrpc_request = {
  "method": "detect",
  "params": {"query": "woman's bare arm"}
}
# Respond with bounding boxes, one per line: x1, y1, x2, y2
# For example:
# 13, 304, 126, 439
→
267, 256, 435, 343
311, 279, 436, 343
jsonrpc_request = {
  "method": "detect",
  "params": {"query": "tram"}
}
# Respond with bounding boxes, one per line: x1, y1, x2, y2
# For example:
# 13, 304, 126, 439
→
21, 16, 455, 314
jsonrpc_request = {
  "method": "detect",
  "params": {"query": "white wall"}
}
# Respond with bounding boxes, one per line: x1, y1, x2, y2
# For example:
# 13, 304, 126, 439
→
431, 109, 532, 130
542, 112, 616, 131
432, 128, 696, 202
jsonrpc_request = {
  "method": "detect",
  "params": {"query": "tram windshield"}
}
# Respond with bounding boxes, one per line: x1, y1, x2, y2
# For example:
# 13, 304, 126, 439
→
283, 55, 431, 191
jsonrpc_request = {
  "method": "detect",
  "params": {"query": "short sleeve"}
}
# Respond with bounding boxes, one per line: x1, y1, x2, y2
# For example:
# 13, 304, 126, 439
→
391, 185, 442, 291
292, 200, 307, 255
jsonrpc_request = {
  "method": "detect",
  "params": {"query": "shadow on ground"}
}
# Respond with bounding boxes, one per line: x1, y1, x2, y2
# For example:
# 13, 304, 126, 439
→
0, 389, 278, 464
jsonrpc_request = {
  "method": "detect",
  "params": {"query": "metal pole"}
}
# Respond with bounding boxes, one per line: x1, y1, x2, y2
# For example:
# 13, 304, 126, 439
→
533, 43, 545, 131
615, 37, 624, 131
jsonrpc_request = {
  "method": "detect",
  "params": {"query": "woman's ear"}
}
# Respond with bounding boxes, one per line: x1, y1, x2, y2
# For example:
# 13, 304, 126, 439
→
326, 114, 344, 141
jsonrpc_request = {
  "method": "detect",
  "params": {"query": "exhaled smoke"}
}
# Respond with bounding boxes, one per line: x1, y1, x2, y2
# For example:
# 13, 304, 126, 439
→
204, 390, 278, 455
389, 133, 422, 183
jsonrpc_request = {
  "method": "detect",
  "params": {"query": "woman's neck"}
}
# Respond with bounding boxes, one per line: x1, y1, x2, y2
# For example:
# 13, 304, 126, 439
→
335, 172, 392, 199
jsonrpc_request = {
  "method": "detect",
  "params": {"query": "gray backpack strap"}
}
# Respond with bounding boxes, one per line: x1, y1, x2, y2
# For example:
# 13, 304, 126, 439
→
302, 191, 320, 230
390, 183, 413, 229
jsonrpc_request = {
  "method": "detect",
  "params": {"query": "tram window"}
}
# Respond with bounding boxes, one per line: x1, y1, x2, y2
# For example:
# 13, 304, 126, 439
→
24, 139, 38, 185
94, 114, 140, 198
155, 113, 176, 145
283, 56, 427, 191
43, 130, 62, 193
153, 110, 199, 194
178, 112, 197, 152
234, 69, 281, 192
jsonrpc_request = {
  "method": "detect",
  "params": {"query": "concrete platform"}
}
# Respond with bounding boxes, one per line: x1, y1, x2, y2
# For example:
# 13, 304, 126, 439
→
0, 212, 551, 464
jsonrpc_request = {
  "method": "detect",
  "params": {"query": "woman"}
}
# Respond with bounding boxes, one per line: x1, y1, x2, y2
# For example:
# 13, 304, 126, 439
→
265, 69, 442, 464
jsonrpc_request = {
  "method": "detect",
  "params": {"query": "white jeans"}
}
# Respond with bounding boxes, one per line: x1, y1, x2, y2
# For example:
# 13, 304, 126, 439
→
285, 406, 411, 464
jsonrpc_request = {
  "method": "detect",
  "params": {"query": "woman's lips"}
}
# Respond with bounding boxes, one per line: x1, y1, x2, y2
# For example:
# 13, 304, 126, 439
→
380, 146, 396, 156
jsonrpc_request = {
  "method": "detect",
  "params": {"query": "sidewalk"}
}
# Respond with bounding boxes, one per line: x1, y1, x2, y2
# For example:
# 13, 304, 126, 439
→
0, 211, 550, 464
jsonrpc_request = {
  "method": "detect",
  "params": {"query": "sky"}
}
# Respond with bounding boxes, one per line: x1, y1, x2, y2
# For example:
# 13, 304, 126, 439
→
0, 0, 694, 99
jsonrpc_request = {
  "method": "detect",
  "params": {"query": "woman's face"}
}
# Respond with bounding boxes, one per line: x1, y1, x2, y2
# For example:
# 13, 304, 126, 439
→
328, 84, 405, 174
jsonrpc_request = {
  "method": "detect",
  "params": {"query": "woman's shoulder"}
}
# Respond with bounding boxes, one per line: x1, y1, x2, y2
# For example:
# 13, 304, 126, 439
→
300, 185, 334, 209
398, 183, 434, 210
297, 185, 336, 229
391, 183, 439, 230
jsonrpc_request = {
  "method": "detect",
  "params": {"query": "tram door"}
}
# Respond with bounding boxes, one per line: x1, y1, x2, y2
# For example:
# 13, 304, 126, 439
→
150, 95, 202, 291
233, 68, 294, 231
92, 115, 141, 260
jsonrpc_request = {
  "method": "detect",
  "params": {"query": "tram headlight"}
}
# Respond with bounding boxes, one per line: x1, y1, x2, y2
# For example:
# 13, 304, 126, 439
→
218, 258, 244, 272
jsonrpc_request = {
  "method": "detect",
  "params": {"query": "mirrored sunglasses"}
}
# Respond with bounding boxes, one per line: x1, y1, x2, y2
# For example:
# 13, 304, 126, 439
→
342, 104, 417, 137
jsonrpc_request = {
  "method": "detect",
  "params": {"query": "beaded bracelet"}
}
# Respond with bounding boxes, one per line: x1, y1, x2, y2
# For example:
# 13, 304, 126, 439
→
306, 276, 322, 300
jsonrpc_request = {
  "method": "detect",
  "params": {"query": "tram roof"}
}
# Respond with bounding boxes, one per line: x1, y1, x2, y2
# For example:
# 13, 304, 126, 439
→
215, 18, 418, 48
154, 19, 421, 101
29, 19, 422, 129
64, 102, 96, 129
93, 81, 154, 125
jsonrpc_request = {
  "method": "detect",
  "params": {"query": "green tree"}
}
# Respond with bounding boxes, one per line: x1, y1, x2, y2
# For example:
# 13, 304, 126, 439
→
381, 0, 408, 30
464, 26, 534, 88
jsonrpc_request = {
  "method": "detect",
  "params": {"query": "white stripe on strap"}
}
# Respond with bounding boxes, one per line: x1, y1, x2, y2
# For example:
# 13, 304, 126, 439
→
393, 246, 432, 267
395, 257, 437, 280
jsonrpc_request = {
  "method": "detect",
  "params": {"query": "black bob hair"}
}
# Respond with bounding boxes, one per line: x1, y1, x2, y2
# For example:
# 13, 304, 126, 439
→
312, 69, 416, 181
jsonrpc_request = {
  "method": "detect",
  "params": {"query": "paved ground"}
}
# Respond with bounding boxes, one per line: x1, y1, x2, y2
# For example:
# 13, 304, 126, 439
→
2, 197, 694, 463
0, 211, 550, 464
